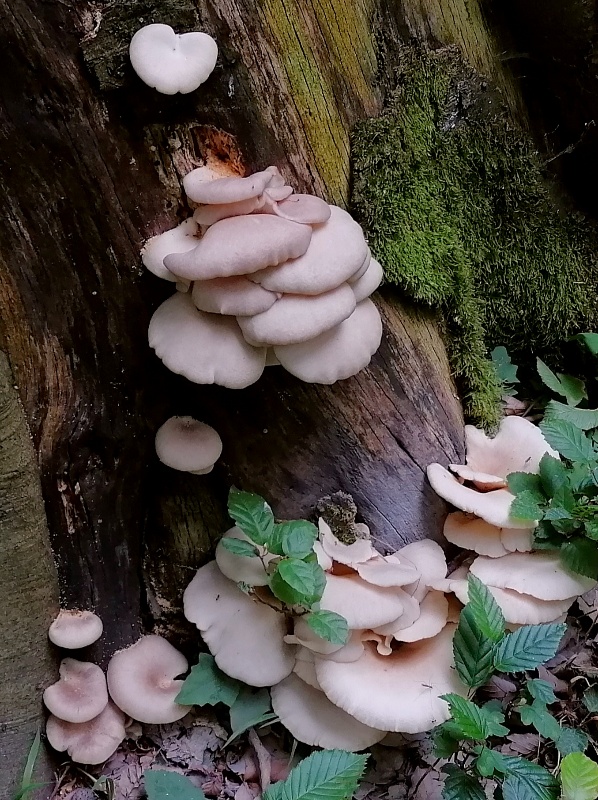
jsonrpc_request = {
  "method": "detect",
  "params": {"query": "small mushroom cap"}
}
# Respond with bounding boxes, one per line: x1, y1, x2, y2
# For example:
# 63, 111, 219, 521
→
426, 463, 528, 529
349, 258, 384, 303
155, 416, 222, 474
215, 526, 273, 586
272, 194, 332, 225
391, 591, 449, 643
252, 206, 368, 295
318, 518, 376, 565
315, 624, 466, 733
192, 275, 279, 316
49, 610, 103, 649
238, 284, 356, 347
465, 416, 559, 478
470, 552, 596, 600
129, 25, 218, 95
164, 215, 312, 281
444, 512, 533, 557
46, 701, 126, 765
355, 555, 420, 587
44, 660, 108, 724
148, 293, 266, 389
395, 540, 447, 602
193, 196, 265, 227
284, 616, 345, 656
448, 465, 507, 491
274, 298, 383, 384
271, 674, 386, 750
107, 635, 191, 724
183, 167, 276, 205
141, 219, 199, 281
320, 573, 406, 630
183, 562, 295, 686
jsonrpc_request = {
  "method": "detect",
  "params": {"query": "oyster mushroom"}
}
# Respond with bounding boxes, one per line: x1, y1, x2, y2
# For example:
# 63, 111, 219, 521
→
46, 701, 126, 765
49, 610, 103, 649
43, 659, 108, 723
155, 416, 222, 474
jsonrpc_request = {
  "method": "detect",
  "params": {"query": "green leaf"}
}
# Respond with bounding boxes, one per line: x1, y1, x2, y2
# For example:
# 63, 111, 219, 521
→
175, 654, 241, 707
474, 747, 500, 778
441, 768, 485, 800
533, 521, 567, 550
561, 540, 598, 580
502, 774, 559, 800
536, 359, 587, 407
544, 401, 598, 431
466, 574, 506, 642
145, 771, 206, 800
583, 686, 598, 712
304, 611, 349, 645
453, 605, 496, 689
263, 749, 368, 800
492, 346, 519, 386
432, 723, 462, 758
518, 699, 561, 741
539, 454, 569, 497
584, 521, 598, 541
493, 623, 566, 672
494, 757, 559, 800
276, 520, 318, 559
561, 752, 598, 800
556, 727, 589, 756
270, 559, 326, 606
228, 488, 275, 546
540, 420, 595, 463
219, 537, 261, 558
574, 333, 598, 356
440, 694, 508, 740
510, 490, 545, 521
226, 687, 276, 745
13, 730, 46, 800
526, 679, 557, 704
507, 472, 546, 503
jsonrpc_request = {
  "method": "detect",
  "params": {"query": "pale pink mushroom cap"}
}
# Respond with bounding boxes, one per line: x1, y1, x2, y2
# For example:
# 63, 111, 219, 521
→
443, 512, 533, 557
164, 215, 312, 281
272, 194, 331, 225
349, 258, 384, 303
274, 298, 383, 384
215, 526, 273, 586
374, 592, 421, 636
448, 464, 507, 491
49, 610, 103, 649
141, 219, 199, 281
284, 616, 346, 657
43, 660, 109, 724
391, 591, 449, 643
46, 701, 126, 765
395, 540, 448, 602
148, 292, 266, 389
348, 251, 372, 283
252, 206, 368, 295
155, 416, 222, 474
465, 416, 559, 478
183, 167, 276, 204
355, 555, 420, 587
315, 624, 467, 733
293, 647, 320, 689
192, 275, 279, 316
271, 673, 386, 750
318, 518, 376, 566
193, 196, 265, 227
319, 573, 406, 630
107, 635, 191, 724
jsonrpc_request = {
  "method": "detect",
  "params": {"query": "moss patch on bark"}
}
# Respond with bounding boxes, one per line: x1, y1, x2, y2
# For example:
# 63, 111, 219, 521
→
351, 45, 598, 426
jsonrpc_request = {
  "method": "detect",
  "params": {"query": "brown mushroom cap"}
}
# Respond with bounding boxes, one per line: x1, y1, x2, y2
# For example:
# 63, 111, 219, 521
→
107, 635, 191, 724
46, 701, 126, 765
43, 659, 109, 724
192, 276, 280, 316
148, 292, 266, 389
49, 610, 103, 649
155, 416, 222, 474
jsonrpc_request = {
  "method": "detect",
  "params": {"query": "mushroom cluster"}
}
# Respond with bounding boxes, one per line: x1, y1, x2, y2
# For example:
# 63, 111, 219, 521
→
183, 520, 468, 750
145, 166, 383, 387
427, 416, 597, 625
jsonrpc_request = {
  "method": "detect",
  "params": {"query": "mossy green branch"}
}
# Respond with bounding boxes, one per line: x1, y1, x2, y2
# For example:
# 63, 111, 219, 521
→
352, 46, 598, 426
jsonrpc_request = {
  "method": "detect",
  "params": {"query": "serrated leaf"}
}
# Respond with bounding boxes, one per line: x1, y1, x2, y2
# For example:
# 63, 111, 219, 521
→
475, 747, 500, 778
540, 420, 595, 463
526, 679, 557, 704
175, 654, 241, 707
583, 686, 598, 712
544, 401, 598, 431
263, 749, 368, 800
441, 694, 508, 740
145, 771, 206, 800
507, 473, 546, 503
228, 489, 275, 546
432, 723, 462, 758
537, 359, 587, 407
453, 605, 496, 690
585, 521, 598, 541
493, 623, 566, 672
557, 727, 589, 756
304, 610, 349, 645
219, 537, 261, 558
561, 752, 598, 800
492, 346, 519, 385
276, 520, 318, 559
225, 687, 276, 745
442, 769, 485, 800
466, 574, 506, 643
561, 540, 598, 580
510, 490, 544, 521
270, 559, 325, 606
496, 757, 559, 800
539, 454, 568, 497
574, 333, 598, 356
518, 699, 561, 741
533, 521, 567, 550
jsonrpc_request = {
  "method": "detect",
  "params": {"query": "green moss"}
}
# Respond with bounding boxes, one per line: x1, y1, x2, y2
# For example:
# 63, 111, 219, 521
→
351, 46, 598, 426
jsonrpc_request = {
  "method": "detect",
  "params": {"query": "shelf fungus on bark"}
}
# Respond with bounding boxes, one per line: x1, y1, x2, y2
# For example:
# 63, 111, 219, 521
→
145, 166, 383, 387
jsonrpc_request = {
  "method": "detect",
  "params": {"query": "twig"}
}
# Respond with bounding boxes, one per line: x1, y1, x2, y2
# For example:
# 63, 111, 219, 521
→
248, 727, 272, 792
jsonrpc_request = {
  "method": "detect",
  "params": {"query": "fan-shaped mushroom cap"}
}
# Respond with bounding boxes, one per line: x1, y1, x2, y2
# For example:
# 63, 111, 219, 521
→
193, 197, 265, 227
391, 591, 449, 643
149, 293, 266, 388
192, 276, 279, 317
349, 258, 384, 303
184, 562, 295, 686
252, 206, 368, 295
44, 660, 108, 724
396, 540, 448, 602
470, 552, 596, 600
238, 284, 356, 347
272, 194, 331, 225
155, 416, 222, 474
141, 219, 199, 281
274, 298, 382, 384
465, 416, 559, 478
284, 616, 345, 656
293, 647, 320, 689
427, 463, 528, 529
183, 167, 278, 205
318, 518, 376, 566
315, 624, 466, 733
320, 573, 406, 630
355, 555, 420, 587
107, 636, 191, 724
448, 465, 507, 491
271, 673, 386, 750
46, 701, 126, 765
215, 526, 273, 586
49, 610, 103, 649
444, 512, 533, 557
313, 540, 333, 570
374, 592, 422, 636
164, 215, 312, 281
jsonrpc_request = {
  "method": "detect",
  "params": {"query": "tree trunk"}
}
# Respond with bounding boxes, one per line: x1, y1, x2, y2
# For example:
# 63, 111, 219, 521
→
0, 0, 535, 784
